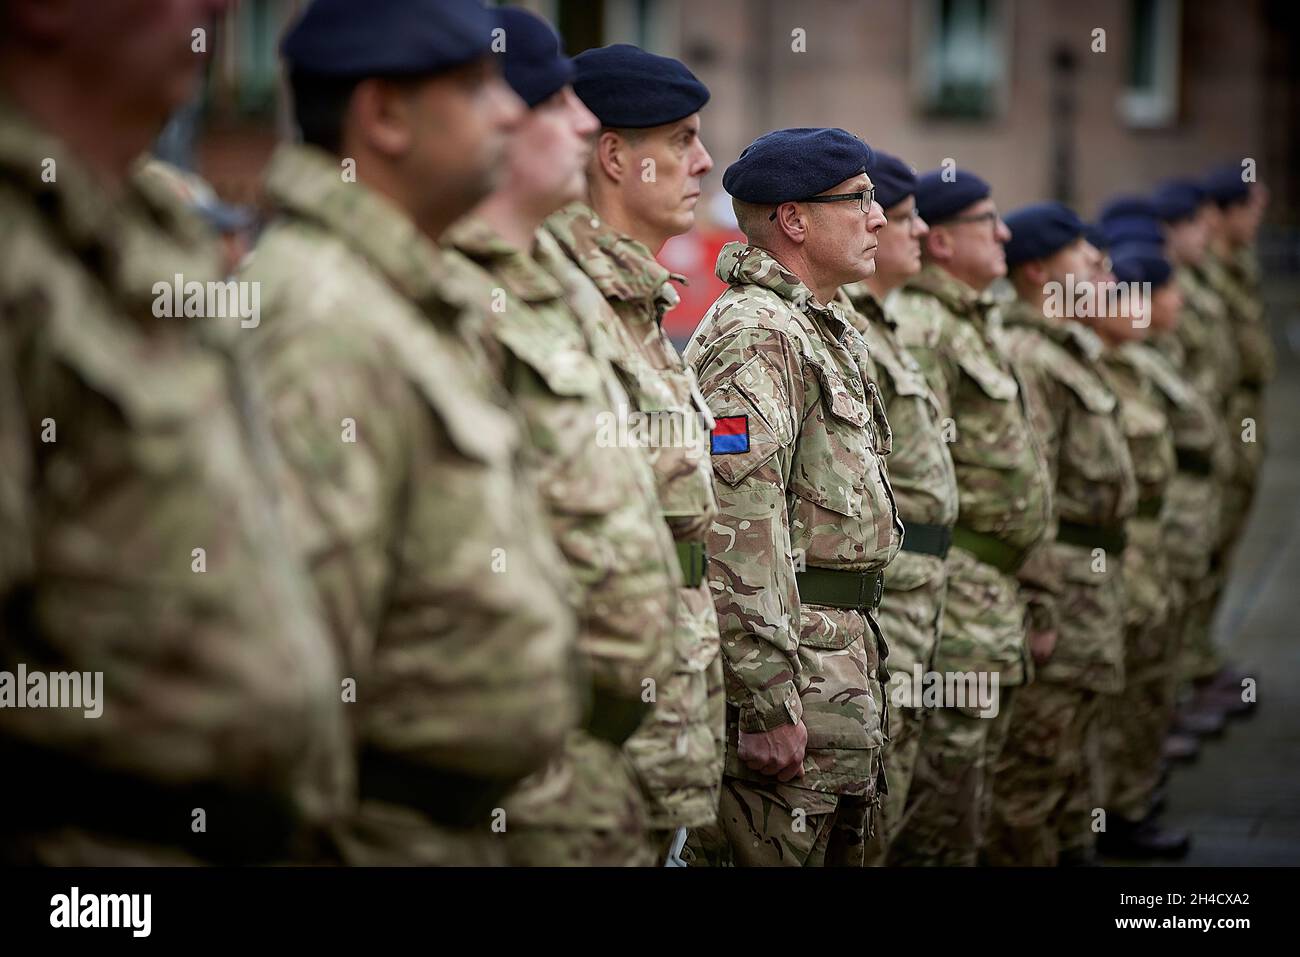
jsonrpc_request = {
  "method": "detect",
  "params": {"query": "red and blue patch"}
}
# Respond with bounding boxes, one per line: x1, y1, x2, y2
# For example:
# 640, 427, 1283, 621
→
711, 415, 750, 454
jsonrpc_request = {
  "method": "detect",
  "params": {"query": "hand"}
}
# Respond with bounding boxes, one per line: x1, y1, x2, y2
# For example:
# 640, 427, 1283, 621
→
738, 721, 808, 782
1028, 628, 1058, 665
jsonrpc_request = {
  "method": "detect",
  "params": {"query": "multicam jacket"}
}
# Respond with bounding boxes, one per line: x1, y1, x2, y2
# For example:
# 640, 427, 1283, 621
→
444, 215, 680, 834
546, 201, 723, 828
1099, 343, 1177, 656
237, 145, 582, 863
891, 265, 1053, 682
840, 283, 959, 695
0, 102, 351, 864
1001, 300, 1138, 694
686, 242, 902, 796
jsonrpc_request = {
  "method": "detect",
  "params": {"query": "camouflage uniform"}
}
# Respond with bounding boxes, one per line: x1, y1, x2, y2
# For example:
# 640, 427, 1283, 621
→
1095, 342, 1178, 824
546, 202, 724, 852
444, 215, 682, 866
888, 265, 1053, 867
988, 300, 1137, 866
683, 242, 902, 867
1200, 252, 1272, 556
841, 282, 959, 863
0, 102, 351, 864
237, 144, 582, 865
1165, 263, 1240, 682
1121, 339, 1233, 793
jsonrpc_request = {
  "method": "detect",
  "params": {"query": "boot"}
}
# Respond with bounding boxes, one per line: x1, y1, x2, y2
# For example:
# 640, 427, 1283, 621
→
1098, 815, 1191, 859
1162, 732, 1200, 762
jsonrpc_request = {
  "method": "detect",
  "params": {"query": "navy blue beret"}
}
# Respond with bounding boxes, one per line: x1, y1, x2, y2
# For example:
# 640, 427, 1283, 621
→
496, 8, 574, 107
1110, 242, 1173, 287
913, 169, 991, 225
1103, 213, 1164, 248
723, 128, 873, 204
1150, 179, 1207, 223
573, 44, 709, 128
1202, 164, 1251, 207
282, 0, 494, 77
1002, 202, 1085, 268
1098, 195, 1158, 225
865, 150, 917, 211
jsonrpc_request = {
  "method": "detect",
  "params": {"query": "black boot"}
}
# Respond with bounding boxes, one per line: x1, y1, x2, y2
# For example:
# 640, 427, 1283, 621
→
1098, 815, 1191, 859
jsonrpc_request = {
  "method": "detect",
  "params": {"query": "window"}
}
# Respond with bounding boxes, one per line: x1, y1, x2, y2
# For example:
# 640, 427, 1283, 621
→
1119, 0, 1182, 127
912, 0, 1009, 119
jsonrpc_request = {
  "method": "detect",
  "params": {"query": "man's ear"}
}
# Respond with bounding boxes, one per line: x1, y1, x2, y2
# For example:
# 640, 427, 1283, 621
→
595, 130, 629, 185
774, 202, 809, 245
348, 77, 415, 159
924, 225, 952, 261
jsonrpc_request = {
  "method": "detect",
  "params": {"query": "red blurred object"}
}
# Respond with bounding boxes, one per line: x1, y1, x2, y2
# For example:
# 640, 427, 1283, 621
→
658, 227, 744, 349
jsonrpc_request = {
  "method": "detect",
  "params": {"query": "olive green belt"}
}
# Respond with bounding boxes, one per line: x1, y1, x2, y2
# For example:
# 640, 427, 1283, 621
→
950, 525, 1028, 575
1135, 496, 1164, 518
900, 520, 953, 559
676, 541, 708, 588
1056, 520, 1129, 554
796, 567, 885, 612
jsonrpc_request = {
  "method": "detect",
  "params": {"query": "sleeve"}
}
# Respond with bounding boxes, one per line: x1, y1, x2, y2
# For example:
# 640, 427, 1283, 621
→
1005, 339, 1064, 634
693, 326, 805, 732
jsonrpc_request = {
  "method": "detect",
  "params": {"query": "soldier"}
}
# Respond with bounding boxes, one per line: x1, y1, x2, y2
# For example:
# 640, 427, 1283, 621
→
442, 8, 680, 866
236, 0, 582, 865
1149, 180, 1241, 729
1093, 243, 1194, 858
0, 0, 352, 863
546, 44, 724, 861
889, 171, 1053, 867
982, 202, 1137, 867
684, 128, 901, 866
838, 151, 959, 864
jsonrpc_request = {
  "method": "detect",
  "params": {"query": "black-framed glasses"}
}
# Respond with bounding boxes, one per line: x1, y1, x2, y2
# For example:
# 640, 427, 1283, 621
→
769, 186, 876, 221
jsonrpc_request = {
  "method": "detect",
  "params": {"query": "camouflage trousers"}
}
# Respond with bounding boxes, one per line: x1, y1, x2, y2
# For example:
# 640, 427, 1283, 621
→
501, 730, 655, 866
1100, 593, 1188, 822
683, 776, 872, 867
888, 688, 1019, 867
1178, 560, 1225, 683
864, 704, 925, 865
866, 552, 947, 865
984, 681, 1099, 867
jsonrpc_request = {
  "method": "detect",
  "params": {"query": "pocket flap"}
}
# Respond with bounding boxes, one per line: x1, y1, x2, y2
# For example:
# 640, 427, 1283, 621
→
956, 352, 1018, 402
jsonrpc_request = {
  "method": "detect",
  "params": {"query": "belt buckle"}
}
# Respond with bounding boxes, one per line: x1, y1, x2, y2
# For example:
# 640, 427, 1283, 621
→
873, 572, 884, 610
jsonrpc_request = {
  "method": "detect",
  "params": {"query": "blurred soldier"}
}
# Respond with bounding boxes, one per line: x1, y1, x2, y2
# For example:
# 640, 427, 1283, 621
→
0, 0, 352, 863
236, 0, 582, 865
1150, 180, 1243, 710
1093, 243, 1194, 858
986, 203, 1137, 867
889, 171, 1053, 867
546, 44, 724, 860
838, 151, 959, 864
685, 128, 902, 866
442, 8, 679, 866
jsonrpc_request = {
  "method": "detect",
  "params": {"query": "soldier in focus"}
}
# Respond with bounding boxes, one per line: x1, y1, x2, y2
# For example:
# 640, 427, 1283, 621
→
685, 128, 902, 866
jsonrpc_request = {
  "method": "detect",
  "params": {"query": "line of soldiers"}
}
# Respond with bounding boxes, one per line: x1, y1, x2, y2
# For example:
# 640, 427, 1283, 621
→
0, 0, 1270, 867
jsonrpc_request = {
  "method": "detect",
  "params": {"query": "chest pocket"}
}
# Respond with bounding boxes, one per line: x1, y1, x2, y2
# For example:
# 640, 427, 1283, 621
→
876, 345, 941, 425
1056, 359, 1130, 484
495, 321, 631, 518
953, 349, 1030, 470
789, 365, 873, 519
615, 357, 715, 519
